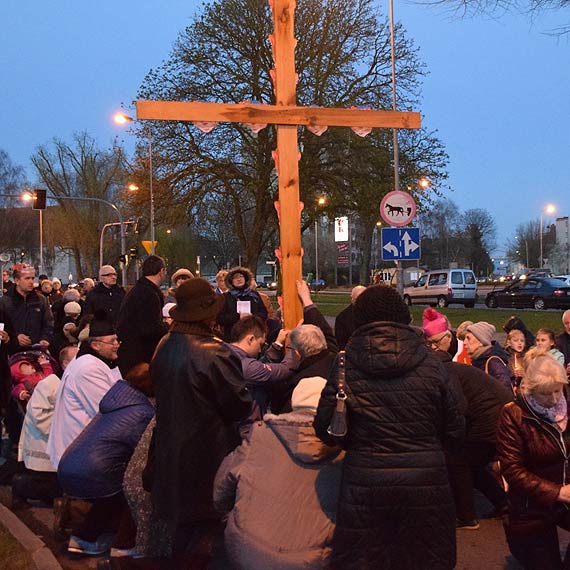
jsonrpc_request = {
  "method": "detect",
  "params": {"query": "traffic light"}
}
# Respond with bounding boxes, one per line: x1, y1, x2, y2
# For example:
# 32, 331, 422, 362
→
32, 189, 47, 210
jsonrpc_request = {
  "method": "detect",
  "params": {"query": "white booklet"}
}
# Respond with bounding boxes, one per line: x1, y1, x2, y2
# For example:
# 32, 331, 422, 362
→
236, 300, 251, 314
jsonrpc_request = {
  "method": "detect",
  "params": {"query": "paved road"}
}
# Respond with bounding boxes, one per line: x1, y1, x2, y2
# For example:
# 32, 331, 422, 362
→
4, 483, 570, 569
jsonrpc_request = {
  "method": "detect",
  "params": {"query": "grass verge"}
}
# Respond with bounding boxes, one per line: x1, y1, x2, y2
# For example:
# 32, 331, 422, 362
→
0, 521, 34, 570
309, 292, 564, 332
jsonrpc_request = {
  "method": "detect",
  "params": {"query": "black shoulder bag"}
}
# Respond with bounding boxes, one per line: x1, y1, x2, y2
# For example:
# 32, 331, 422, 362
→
327, 350, 348, 439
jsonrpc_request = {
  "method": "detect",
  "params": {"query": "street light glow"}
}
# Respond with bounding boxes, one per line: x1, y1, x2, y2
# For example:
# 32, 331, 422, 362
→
317, 196, 326, 206
113, 112, 133, 125
418, 177, 430, 189
128, 184, 139, 191
544, 203, 556, 215
21, 192, 33, 201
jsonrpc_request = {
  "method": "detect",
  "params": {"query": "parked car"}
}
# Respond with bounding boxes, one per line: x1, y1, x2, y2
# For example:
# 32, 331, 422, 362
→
403, 268, 478, 308
485, 277, 570, 310
309, 278, 325, 290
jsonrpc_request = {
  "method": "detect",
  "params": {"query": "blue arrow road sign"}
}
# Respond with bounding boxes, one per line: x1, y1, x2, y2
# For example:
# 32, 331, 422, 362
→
381, 227, 421, 260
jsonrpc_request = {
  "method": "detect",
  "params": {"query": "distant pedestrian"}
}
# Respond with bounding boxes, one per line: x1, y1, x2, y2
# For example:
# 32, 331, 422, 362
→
84, 265, 125, 325
164, 268, 194, 304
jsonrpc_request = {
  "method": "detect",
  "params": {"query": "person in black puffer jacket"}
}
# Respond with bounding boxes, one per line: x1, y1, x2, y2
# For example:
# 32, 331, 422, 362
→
314, 285, 465, 570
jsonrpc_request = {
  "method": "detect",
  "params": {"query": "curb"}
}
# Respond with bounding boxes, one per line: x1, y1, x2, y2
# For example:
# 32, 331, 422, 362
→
0, 503, 63, 570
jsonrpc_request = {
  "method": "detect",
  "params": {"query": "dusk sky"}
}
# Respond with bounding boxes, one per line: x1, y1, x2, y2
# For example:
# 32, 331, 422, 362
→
1, 0, 569, 254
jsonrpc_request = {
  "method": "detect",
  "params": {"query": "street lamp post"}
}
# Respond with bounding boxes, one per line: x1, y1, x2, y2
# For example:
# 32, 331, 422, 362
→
314, 197, 326, 284
539, 204, 556, 269
114, 113, 155, 254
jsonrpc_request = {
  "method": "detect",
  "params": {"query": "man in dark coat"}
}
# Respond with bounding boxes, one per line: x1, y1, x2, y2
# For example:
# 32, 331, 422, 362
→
334, 285, 366, 350
314, 285, 464, 570
150, 277, 253, 569
431, 350, 512, 528
268, 280, 338, 414
84, 265, 125, 324
0, 265, 53, 353
116, 256, 168, 376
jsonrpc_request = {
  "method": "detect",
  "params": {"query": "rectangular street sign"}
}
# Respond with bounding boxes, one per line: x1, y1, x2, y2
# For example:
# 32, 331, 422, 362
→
381, 227, 421, 261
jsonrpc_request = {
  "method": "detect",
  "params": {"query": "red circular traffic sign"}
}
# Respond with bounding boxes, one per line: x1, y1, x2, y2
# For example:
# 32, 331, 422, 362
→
380, 191, 416, 227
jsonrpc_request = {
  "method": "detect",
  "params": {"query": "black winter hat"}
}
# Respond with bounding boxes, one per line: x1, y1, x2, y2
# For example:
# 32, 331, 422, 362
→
89, 310, 116, 338
353, 285, 411, 328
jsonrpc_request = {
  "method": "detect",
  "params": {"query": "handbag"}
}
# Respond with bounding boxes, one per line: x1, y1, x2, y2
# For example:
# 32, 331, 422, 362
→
327, 350, 348, 439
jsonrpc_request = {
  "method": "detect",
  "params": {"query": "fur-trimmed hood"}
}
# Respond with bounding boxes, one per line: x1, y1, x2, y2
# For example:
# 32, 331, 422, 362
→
225, 266, 254, 290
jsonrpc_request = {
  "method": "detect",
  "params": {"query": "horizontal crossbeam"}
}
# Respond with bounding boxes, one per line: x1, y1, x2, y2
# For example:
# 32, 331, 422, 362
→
136, 100, 421, 129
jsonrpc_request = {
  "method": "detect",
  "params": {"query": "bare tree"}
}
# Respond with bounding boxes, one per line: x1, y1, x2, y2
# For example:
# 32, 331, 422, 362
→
32, 133, 129, 278
137, 0, 446, 272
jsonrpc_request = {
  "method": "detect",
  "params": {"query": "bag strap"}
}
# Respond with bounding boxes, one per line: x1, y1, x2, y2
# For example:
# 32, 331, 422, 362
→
337, 350, 346, 394
485, 355, 504, 375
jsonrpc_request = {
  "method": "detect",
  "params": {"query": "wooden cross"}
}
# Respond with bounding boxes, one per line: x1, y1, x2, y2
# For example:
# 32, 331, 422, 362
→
136, 0, 420, 329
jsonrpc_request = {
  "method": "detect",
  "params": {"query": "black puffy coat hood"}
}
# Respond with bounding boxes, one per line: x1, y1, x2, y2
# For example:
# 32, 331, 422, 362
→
348, 321, 429, 379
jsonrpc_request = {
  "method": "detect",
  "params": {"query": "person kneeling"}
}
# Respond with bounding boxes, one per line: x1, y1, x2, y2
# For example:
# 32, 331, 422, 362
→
214, 377, 344, 570
57, 363, 154, 557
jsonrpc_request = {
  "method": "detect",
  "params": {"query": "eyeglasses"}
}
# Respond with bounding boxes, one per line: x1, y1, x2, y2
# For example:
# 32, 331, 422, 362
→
101, 273, 117, 277
94, 338, 121, 345
426, 333, 450, 348
176, 275, 191, 281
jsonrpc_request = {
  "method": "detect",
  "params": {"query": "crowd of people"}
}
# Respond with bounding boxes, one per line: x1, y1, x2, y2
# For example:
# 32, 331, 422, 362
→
2, 263, 570, 569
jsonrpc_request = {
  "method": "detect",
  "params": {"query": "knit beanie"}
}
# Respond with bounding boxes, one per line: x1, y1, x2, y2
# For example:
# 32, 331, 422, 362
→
64, 301, 82, 316
353, 285, 411, 328
171, 268, 195, 283
422, 308, 449, 339
456, 320, 473, 341
291, 377, 327, 411
466, 322, 495, 347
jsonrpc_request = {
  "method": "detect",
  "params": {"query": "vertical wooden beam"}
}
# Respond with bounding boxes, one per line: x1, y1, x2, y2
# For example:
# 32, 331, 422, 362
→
273, 0, 303, 329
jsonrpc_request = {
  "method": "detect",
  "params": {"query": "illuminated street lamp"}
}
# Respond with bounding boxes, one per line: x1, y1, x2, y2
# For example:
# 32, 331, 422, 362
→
539, 203, 556, 269
315, 197, 326, 284
114, 112, 155, 254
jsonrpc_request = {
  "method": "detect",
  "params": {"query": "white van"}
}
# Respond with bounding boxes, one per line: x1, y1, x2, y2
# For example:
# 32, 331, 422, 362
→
403, 269, 478, 308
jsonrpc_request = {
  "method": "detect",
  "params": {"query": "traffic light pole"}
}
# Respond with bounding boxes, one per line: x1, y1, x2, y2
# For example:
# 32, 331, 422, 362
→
50, 195, 127, 286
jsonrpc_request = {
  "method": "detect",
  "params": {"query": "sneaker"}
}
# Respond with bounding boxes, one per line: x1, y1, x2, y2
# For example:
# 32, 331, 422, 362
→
456, 518, 480, 530
110, 546, 142, 558
481, 504, 509, 519
68, 535, 112, 556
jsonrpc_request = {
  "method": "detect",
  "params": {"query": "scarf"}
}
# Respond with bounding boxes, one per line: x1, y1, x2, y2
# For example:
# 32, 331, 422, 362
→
526, 393, 568, 432
229, 286, 252, 298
